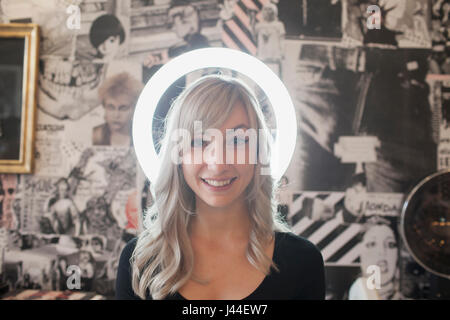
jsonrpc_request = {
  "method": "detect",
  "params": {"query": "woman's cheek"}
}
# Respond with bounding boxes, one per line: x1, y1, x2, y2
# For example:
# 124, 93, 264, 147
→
181, 150, 194, 166
238, 163, 255, 187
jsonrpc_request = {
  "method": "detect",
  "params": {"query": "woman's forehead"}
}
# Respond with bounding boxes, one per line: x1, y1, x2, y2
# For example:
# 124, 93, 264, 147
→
218, 101, 250, 129
181, 83, 260, 134
364, 225, 394, 239
104, 93, 134, 106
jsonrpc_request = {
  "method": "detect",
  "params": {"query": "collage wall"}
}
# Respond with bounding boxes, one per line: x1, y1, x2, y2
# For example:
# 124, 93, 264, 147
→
0, 0, 449, 299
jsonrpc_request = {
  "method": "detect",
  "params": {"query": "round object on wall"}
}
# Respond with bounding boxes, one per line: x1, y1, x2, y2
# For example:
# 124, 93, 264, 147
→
400, 170, 450, 279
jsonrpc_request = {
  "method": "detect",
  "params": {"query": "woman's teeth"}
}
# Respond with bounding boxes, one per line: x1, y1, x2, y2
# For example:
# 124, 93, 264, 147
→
203, 178, 234, 187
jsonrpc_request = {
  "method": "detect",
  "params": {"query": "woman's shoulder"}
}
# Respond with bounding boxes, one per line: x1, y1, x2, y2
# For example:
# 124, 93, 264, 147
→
116, 236, 144, 300
268, 231, 325, 299
125, 236, 138, 249
275, 231, 322, 254
274, 231, 324, 268
119, 237, 138, 262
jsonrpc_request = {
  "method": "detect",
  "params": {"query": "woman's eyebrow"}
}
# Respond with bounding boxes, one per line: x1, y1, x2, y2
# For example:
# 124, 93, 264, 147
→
231, 124, 250, 130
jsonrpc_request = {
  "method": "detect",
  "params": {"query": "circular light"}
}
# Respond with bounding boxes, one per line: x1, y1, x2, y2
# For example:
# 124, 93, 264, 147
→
132, 47, 297, 183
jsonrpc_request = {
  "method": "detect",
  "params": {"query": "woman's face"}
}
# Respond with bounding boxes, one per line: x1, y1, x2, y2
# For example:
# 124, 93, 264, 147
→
80, 252, 90, 264
56, 181, 68, 197
262, 6, 276, 22
361, 224, 398, 286
182, 101, 256, 209
98, 35, 121, 59
103, 94, 134, 133
92, 239, 102, 252
170, 5, 199, 39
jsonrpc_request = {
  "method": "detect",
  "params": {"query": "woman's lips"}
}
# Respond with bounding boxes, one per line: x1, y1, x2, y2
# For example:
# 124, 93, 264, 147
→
110, 122, 124, 129
200, 177, 237, 191
377, 260, 389, 273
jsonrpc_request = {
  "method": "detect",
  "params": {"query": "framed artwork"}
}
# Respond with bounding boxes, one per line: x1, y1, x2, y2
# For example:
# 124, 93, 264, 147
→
0, 23, 39, 173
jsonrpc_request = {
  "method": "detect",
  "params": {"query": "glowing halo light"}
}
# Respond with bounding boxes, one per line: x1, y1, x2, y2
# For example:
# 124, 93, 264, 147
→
132, 47, 297, 183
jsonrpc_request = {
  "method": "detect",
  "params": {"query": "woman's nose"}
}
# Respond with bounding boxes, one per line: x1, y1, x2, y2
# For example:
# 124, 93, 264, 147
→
113, 110, 122, 119
203, 139, 226, 166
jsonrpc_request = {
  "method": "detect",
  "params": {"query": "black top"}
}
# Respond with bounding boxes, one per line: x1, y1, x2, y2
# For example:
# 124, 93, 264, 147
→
115, 231, 325, 300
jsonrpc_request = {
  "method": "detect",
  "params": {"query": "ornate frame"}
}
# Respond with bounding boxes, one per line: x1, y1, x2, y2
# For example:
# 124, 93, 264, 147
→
0, 23, 39, 173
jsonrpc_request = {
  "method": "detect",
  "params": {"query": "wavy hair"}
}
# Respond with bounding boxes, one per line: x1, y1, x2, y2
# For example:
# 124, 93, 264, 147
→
131, 74, 290, 299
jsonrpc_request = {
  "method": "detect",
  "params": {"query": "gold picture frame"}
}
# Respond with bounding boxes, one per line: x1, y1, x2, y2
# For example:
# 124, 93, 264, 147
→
0, 23, 39, 173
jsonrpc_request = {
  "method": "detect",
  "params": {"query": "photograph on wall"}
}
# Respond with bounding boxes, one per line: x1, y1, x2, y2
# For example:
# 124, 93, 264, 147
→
0, 174, 21, 230
136, 0, 222, 81
429, 0, 450, 74
345, 0, 431, 48
253, 1, 286, 77
7, 144, 139, 297
289, 191, 406, 299
277, 0, 342, 40
428, 77, 450, 170
130, 0, 223, 151
31, 0, 143, 122
26, 147, 137, 238
90, 72, 143, 147
282, 41, 437, 193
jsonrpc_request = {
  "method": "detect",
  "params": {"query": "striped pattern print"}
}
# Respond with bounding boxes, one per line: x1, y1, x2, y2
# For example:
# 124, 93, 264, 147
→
222, 0, 270, 54
289, 192, 363, 265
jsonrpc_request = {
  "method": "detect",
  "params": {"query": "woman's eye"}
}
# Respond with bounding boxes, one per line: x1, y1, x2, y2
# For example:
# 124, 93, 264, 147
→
191, 139, 202, 147
388, 241, 397, 249
366, 241, 376, 249
191, 138, 208, 148
228, 136, 249, 146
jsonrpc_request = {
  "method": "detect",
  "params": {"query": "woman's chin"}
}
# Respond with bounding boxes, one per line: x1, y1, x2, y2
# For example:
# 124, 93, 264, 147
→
200, 197, 236, 209
109, 125, 124, 132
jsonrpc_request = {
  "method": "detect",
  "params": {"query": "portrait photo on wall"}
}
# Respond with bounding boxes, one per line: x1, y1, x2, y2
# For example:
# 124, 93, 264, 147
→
287, 190, 429, 300
92, 72, 143, 147
284, 43, 437, 193
345, 0, 431, 48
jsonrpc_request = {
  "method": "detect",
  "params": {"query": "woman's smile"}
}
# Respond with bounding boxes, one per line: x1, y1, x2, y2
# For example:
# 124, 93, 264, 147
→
200, 176, 238, 191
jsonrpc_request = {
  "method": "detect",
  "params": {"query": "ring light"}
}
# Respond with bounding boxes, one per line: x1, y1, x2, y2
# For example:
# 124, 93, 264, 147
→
132, 47, 297, 183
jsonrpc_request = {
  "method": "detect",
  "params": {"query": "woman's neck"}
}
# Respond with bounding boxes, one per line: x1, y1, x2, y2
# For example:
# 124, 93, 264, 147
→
377, 280, 395, 300
190, 197, 251, 244
110, 130, 130, 145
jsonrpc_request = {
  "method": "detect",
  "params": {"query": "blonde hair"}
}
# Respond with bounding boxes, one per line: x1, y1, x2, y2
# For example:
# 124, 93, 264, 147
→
131, 74, 290, 299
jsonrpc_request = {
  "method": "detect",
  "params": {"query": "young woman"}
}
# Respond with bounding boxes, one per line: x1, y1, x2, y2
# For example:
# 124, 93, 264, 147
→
116, 75, 325, 300
348, 217, 403, 300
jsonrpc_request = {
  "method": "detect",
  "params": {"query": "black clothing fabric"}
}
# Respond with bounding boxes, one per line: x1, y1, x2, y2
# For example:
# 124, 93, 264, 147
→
115, 231, 326, 300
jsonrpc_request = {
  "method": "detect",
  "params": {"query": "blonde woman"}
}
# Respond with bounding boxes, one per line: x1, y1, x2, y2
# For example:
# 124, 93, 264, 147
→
115, 75, 325, 300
